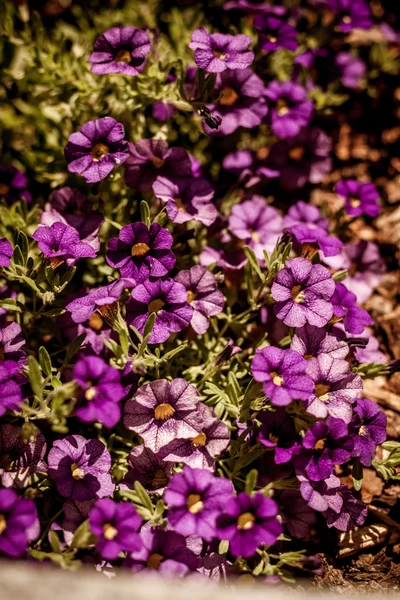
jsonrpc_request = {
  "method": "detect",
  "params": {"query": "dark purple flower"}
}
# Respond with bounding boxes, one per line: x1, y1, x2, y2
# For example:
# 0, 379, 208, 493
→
336, 179, 380, 218
152, 177, 217, 226
0, 239, 12, 268
287, 223, 343, 257
189, 28, 254, 73
48, 434, 115, 500
332, 282, 373, 334
165, 467, 233, 541
283, 200, 328, 230
0, 362, 24, 417
174, 266, 224, 335
66, 278, 134, 324
0, 322, 26, 367
32, 223, 96, 267
264, 81, 313, 139
106, 222, 175, 282
290, 324, 349, 360
123, 378, 202, 453
335, 52, 366, 89
305, 355, 362, 422
121, 445, 173, 493
124, 139, 192, 193
65, 117, 129, 183
324, 486, 367, 531
299, 473, 343, 513
271, 257, 335, 328
126, 279, 193, 344
328, 0, 372, 32
252, 346, 314, 406
254, 16, 298, 52
89, 499, 142, 560
278, 490, 317, 540
216, 493, 282, 558
0, 489, 39, 558
0, 424, 47, 488
222, 149, 280, 187
58, 307, 112, 356
0, 164, 31, 203
258, 408, 298, 464
350, 398, 387, 466
89, 26, 151, 76
61, 500, 94, 545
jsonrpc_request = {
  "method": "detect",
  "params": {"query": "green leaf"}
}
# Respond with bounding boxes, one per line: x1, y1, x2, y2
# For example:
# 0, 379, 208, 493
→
70, 519, 95, 550
140, 200, 151, 227
65, 333, 87, 364
28, 355, 43, 400
0, 298, 22, 312
352, 459, 363, 492
12, 245, 25, 267
245, 468, 258, 494
39, 346, 52, 377
243, 245, 263, 280
134, 480, 154, 512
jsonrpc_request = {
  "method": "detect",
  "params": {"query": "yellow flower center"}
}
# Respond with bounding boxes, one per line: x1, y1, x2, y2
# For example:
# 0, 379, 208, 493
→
0, 514, 7, 535
70, 462, 85, 480
269, 432, 279, 444
84, 387, 96, 401
154, 403, 175, 420
291, 285, 305, 303
131, 242, 150, 257
276, 99, 289, 116
191, 432, 207, 447
146, 553, 164, 570
314, 383, 330, 401
349, 197, 361, 208
289, 146, 305, 161
187, 493, 204, 514
114, 49, 132, 63
187, 290, 196, 304
148, 298, 165, 314
88, 313, 104, 331
151, 156, 165, 169
237, 512, 255, 530
219, 87, 239, 106
213, 49, 227, 60
314, 438, 326, 451
270, 371, 284, 386
91, 143, 109, 162
103, 523, 118, 540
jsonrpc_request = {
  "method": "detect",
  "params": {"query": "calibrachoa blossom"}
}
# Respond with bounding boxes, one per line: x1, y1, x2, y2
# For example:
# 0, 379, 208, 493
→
336, 180, 380, 218
0, 424, 47, 488
350, 398, 387, 466
121, 445, 173, 493
287, 223, 343, 257
0, 322, 26, 366
32, 222, 96, 267
89, 499, 142, 560
66, 278, 135, 324
258, 408, 298, 464
189, 28, 254, 73
0, 489, 39, 557
64, 117, 129, 183
254, 16, 298, 52
331, 282, 374, 334
283, 200, 328, 230
89, 27, 151, 76
152, 177, 217, 226
290, 324, 349, 360
0, 164, 31, 203
328, 0, 372, 32
264, 81, 313, 139
0, 239, 12, 268
324, 486, 367, 531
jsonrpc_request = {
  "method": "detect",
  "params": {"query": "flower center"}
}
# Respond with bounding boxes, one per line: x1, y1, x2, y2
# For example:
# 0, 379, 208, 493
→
269, 432, 279, 444
91, 143, 109, 162
304, 353, 314, 360
289, 146, 305, 161
270, 371, 283, 386
237, 512, 255, 530
314, 383, 330, 401
342, 15, 352, 24
268, 35, 278, 43
84, 386, 96, 401
97, 303, 118, 324
213, 49, 227, 60
70, 462, 85, 480
148, 298, 165, 314
103, 523, 118, 540
314, 438, 326, 451
0, 184, 10, 196
219, 87, 239, 106
187, 290, 196, 303
256, 147, 269, 160
131, 242, 150, 257
151, 156, 165, 169
359, 425, 367, 436
349, 197, 361, 208
88, 313, 104, 331
0, 514, 6, 535
187, 493, 204, 514
151, 468, 168, 488
276, 98, 289, 116
291, 285, 305, 303
114, 49, 132, 63
191, 432, 207, 447
175, 197, 185, 211
146, 553, 164, 570
154, 403, 175, 420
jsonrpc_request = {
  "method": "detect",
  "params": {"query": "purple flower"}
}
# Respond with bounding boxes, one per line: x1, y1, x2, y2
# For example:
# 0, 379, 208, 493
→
125, 528, 198, 575
0, 424, 47, 489
222, 149, 280, 187
0, 362, 24, 417
287, 223, 343, 257
0, 489, 39, 557
48, 434, 115, 500
121, 445, 173, 493
165, 467, 233, 541
189, 28, 254, 73
224, 0, 286, 14
106, 222, 175, 282
0, 164, 31, 203
264, 81, 313, 139
290, 324, 349, 360
328, 0, 372, 32
350, 398, 387, 466
64, 117, 129, 183
352, 330, 386, 364
299, 473, 343, 513
278, 490, 317, 540
124, 139, 192, 193
258, 408, 298, 464
228, 196, 283, 260
254, 16, 298, 52
33, 223, 96, 267
305, 355, 363, 422
174, 266, 224, 335
332, 282, 373, 334
152, 177, 217, 226
0, 239, 12, 268
89, 499, 142, 560
61, 500, 94, 546
252, 346, 315, 406
123, 378, 202, 453
0, 322, 26, 367
73, 356, 124, 428
58, 307, 112, 356
336, 180, 380, 218
216, 493, 282, 558
126, 279, 193, 344
283, 200, 328, 230
204, 69, 268, 136
335, 52, 366, 89
324, 486, 367, 531
271, 258, 335, 328
66, 278, 134, 324
89, 27, 151, 76
152, 101, 176, 121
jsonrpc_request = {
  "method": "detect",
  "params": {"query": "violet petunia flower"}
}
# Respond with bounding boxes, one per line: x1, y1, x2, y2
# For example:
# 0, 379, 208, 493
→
352, 330, 386, 364
189, 28, 254, 73
0, 164, 31, 204
283, 200, 328, 230
298, 473, 343, 513
48, 434, 115, 500
252, 346, 315, 406
324, 486, 367, 531
0, 322, 26, 367
271, 257, 335, 328
336, 180, 380, 218
350, 398, 387, 466
264, 81, 313, 139
165, 466, 233, 541
123, 378, 203, 453
89, 499, 142, 560
0, 424, 47, 489
66, 278, 135, 324
32, 222, 96, 267
258, 408, 298, 464
121, 445, 173, 494
254, 16, 298, 52
89, 26, 151, 76
290, 324, 349, 360
65, 117, 129, 183
174, 266, 224, 335
126, 279, 193, 344
58, 308, 112, 356
0, 489, 39, 558
328, 0, 372, 32
287, 223, 343, 257
124, 139, 192, 193
305, 355, 363, 422
152, 177, 217, 226
0, 362, 24, 417
0, 239, 12, 268
331, 282, 373, 335
216, 493, 282, 558
106, 222, 175, 282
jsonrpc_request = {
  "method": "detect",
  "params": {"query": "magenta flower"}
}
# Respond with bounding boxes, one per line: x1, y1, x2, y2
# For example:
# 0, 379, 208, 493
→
331, 282, 373, 335
336, 179, 380, 218
0, 489, 39, 558
0, 424, 47, 489
89, 499, 142, 560
106, 222, 175, 282
126, 279, 193, 344
121, 445, 173, 494
254, 16, 298, 52
264, 81, 313, 139
189, 28, 254, 73
123, 378, 203, 453
271, 258, 335, 328
0, 164, 31, 204
66, 278, 134, 324
328, 0, 372, 32
152, 176, 217, 227
89, 26, 151, 76
32, 223, 96, 267
252, 346, 315, 406
290, 324, 349, 360
64, 117, 129, 183
350, 398, 387, 466
0, 239, 12, 268
174, 266, 224, 334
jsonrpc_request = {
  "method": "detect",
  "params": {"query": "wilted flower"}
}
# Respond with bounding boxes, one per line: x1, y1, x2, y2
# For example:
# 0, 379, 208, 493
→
189, 28, 254, 73
324, 486, 367, 531
287, 223, 343, 257
89, 26, 151, 76
290, 324, 349, 360
121, 445, 173, 493
66, 278, 135, 324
